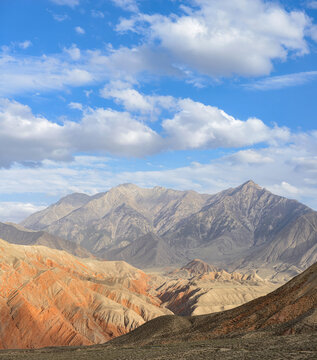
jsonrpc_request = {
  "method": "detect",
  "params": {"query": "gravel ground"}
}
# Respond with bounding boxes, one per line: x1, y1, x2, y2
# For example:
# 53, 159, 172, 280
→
0, 335, 316, 360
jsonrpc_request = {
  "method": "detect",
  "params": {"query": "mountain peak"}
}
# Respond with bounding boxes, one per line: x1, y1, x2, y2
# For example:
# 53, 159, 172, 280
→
237, 180, 262, 191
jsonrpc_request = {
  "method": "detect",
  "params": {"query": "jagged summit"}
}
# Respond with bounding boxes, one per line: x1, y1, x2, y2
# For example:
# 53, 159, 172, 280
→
21, 181, 316, 275
239, 179, 262, 189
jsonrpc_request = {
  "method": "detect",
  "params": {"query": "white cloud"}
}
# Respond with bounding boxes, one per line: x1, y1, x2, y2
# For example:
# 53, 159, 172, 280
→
0, 99, 70, 167
0, 98, 161, 166
68, 102, 83, 111
120, 0, 311, 77
50, 0, 79, 7
162, 99, 289, 150
0, 52, 95, 96
0, 202, 46, 223
246, 71, 317, 90
18, 41, 32, 49
111, 0, 138, 12
75, 26, 85, 35
0, 96, 292, 167
64, 44, 81, 60
100, 81, 177, 118
69, 107, 162, 157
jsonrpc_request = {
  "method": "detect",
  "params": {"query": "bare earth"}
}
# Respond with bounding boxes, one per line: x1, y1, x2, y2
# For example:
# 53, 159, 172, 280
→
0, 335, 316, 360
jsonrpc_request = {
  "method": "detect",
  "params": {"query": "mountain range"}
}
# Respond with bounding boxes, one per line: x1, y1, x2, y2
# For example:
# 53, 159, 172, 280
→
21, 181, 317, 278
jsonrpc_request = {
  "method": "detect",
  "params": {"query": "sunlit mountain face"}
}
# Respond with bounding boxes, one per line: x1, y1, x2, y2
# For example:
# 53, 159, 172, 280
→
0, 0, 317, 223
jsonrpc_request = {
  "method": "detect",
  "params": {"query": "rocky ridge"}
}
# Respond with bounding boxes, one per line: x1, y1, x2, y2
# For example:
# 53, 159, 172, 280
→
21, 181, 317, 278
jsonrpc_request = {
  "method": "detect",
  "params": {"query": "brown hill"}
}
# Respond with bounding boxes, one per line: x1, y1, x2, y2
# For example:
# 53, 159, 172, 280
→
111, 261, 317, 346
0, 239, 171, 349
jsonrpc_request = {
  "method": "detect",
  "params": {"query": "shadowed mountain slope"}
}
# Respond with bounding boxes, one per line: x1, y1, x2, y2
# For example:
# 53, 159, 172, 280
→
110, 261, 317, 346
0, 222, 92, 258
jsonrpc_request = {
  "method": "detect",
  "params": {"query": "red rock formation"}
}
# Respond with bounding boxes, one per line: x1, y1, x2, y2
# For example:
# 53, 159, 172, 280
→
0, 239, 171, 349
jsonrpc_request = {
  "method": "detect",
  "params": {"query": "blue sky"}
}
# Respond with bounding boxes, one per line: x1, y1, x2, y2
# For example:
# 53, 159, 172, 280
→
0, 0, 317, 222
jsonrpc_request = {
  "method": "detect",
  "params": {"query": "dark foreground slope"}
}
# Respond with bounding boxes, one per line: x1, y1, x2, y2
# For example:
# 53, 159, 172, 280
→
111, 261, 317, 346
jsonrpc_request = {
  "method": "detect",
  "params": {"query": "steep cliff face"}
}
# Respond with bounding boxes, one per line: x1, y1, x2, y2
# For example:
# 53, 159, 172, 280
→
0, 239, 171, 350
21, 182, 317, 275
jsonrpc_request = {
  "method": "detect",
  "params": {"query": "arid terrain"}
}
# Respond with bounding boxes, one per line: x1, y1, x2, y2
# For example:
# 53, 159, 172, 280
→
0, 335, 316, 360
0, 182, 316, 355
0, 240, 278, 349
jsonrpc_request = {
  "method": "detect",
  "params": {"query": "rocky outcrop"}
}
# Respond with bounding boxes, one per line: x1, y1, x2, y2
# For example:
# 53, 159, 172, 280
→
0, 239, 171, 349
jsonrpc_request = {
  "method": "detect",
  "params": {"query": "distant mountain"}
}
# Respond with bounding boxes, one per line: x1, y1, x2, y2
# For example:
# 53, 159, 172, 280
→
110, 261, 317, 346
21, 181, 317, 276
0, 239, 171, 349
0, 222, 92, 258
21, 192, 94, 230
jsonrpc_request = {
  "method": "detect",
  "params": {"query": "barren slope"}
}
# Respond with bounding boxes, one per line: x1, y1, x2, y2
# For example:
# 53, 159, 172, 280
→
0, 239, 171, 349
111, 261, 317, 346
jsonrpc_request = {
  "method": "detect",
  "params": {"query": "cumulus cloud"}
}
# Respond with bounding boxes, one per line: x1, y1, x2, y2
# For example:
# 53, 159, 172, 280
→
0, 96, 292, 167
0, 99, 70, 167
100, 81, 177, 118
162, 99, 290, 150
121, 0, 312, 77
68, 107, 163, 157
0, 98, 161, 166
50, 0, 79, 7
